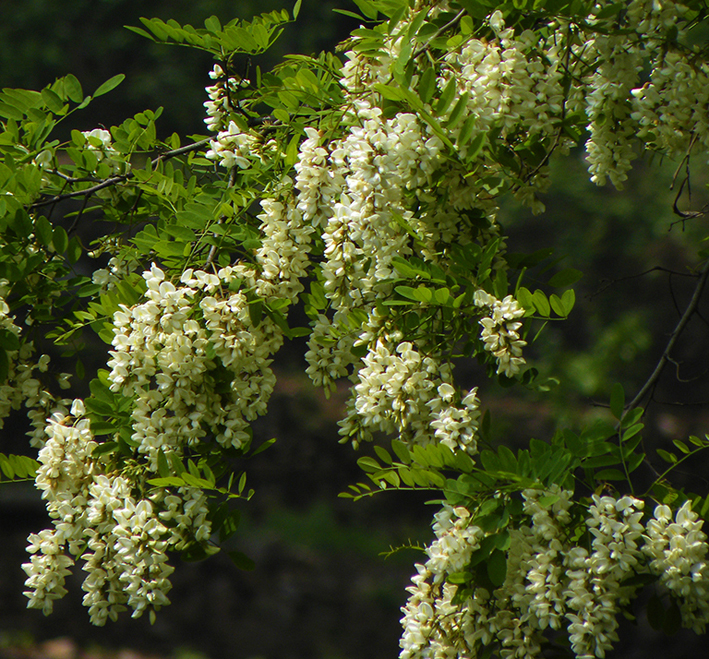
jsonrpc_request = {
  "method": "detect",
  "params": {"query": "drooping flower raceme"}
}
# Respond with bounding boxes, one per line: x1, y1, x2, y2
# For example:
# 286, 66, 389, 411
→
21, 0, 709, 643
0, 294, 71, 447
400, 494, 709, 659
107, 263, 283, 469
23, 398, 213, 625
642, 501, 709, 633
474, 290, 527, 377
81, 128, 128, 176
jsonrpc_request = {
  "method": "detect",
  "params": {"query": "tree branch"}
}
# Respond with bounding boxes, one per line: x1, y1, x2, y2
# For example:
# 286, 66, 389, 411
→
624, 259, 709, 417
411, 9, 466, 61
27, 138, 211, 209
589, 266, 699, 300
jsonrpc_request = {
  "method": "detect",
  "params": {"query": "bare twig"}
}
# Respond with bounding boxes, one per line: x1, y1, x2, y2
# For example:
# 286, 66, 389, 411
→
589, 266, 698, 300
28, 175, 129, 208
67, 193, 92, 235
27, 138, 211, 209
623, 259, 709, 417
205, 166, 239, 266
411, 9, 466, 61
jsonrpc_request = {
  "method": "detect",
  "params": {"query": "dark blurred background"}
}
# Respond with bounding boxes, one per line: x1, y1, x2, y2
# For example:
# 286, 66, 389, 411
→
2, 1, 709, 658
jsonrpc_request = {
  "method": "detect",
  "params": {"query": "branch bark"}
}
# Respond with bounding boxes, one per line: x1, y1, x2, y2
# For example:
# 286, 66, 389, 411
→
623, 259, 709, 418
27, 138, 211, 209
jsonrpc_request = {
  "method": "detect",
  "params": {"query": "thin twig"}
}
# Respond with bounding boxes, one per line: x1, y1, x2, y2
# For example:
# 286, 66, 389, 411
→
623, 260, 709, 417
411, 9, 466, 61
67, 193, 92, 235
27, 138, 211, 209
28, 175, 129, 207
521, 23, 574, 185
206, 166, 238, 266
589, 266, 698, 300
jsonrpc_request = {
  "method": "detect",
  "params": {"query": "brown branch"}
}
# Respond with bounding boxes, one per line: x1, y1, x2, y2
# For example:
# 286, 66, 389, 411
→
205, 165, 239, 266
589, 266, 698, 300
623, 259, 709, 418
411, 9, 466, 61
67, 193, 92, 235
27, 138, 211, 209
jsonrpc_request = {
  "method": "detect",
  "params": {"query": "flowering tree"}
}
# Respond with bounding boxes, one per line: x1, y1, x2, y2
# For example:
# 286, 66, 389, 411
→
2, 0, 709, 657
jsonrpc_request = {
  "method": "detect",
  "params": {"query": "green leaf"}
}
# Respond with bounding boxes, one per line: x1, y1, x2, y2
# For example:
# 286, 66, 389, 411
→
626, 452, 645, 473
657, 449, 677, 464
252, 437, 277, 456
124, 25, 156, 41
0, 348, 9, 383
293, 0, 302, 20
204, 15, 222, 33
391, 439, 412, 464
417, 66, 436, 106
548, 268, 582, 287
610, 383, 625, 420
647, 593, 665, 630
447, 571, 472, 585
332, 9, 368, 20
0, 454, 15, 479
622, 423, 643, 441
41, 88, 65, 113
487, 549, 507, 586
228, 550, 256, 571
434, 77, 457, 116
90, 422, 117, 436
595, 468, 626, 481
64, 74, 83, 103
374, 445, 393, 465
357, 456, 381, 473
157, 450, 170, 478
549, 293, 566, 317
147, 476, 186, 488
621, 407, 643, 428
52, 226, 69, 253
561, 288, 576, 315
67, 236, 82, 264
94, 74, 125, 98
672, 439, 690, 454
351, 0, 379, 20
458, 115, 477, 147
445, 92, 469, 129
532, 290, 550, 317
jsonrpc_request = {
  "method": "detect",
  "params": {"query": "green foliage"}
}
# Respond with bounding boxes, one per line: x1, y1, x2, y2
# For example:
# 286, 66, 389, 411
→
0, 453, 38, 482
2, 1, 709, 654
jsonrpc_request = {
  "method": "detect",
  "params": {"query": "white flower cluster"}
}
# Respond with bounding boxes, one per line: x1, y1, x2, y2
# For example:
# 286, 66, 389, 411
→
81, 129, 128, 176
316, 101, 442, 311
564, 495, 645, 658
254, 196, 313, 301
451, 14, 574, 144
582, 0, 707, 185
643, 501, 709, 633
338, 337, 480, 453
346, 2, 708, 192
23, 399, 211, 625
631, 49, 709, 162
474, 291, 527, 377
203, 64, 245, 132
399, 506, 484, 659
0, 294, 71, 446
583, 31, 643, 188
303, 312, 358, 392
205, 120, 261, 170
91, 256, 128, 292
400, 493, 709, 659
108, 264, 282, 469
